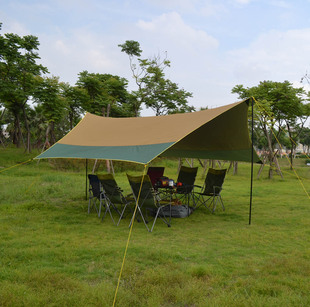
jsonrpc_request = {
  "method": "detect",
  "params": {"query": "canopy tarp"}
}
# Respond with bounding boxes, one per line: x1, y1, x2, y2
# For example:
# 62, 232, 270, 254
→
35, 98, 261, 164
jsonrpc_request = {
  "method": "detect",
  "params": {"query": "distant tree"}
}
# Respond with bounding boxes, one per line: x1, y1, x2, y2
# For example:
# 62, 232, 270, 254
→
118, 40, 193, 116
76, 71, 134, 117
299, 127, 310, 154
232, 80, 308, 177
61, 83, 88, 129
0, 24, 48, 151
33, 76, 67, 147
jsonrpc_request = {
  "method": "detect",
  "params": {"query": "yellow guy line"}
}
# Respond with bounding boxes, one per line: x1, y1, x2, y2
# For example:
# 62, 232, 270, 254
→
269, 166, 310, 181
253, 97, 310, 199
112, 164, 148, 307
0, 158, 33, 173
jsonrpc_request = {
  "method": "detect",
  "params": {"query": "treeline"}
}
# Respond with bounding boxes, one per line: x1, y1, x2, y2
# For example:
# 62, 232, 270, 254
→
0, 24, 193, 152
233, 81, 310, 176
1, 22, 310, 176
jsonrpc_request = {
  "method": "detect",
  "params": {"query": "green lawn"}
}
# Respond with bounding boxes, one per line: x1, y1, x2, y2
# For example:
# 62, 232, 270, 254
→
0, 148, 309, 306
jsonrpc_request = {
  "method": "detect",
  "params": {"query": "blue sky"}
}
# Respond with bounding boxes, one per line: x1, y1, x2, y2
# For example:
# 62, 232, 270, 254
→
1, 0, 310, 115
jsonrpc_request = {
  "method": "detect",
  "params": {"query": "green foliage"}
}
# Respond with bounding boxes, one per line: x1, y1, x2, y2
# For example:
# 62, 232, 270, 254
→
60, 83, 87, 130
119, 40, 193, 116
118, 40, 142, 57
34, 76, 65, 123
0, 27, 48, 149
0, 148, 310, 305
233, 81, 309, 175
76, 71, 134, 117
299, 127, 310, 148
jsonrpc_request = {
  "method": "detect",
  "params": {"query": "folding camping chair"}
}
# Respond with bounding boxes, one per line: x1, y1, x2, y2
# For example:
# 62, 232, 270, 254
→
147, 166, 165, 189
126, 174, 171, 232
97, 173, 134, 226
174, 166, 198, 209
88, 174, 104, 217
88, 174, 118, 224
194, 168, 227, 213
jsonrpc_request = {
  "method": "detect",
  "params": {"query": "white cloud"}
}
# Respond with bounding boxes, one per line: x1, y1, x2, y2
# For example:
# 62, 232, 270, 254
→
234, 0, 252, 4
54, 40, 71, 55
1, 19, 29, 36
137, 12, 219, 52
228, 28, 310, 85
38, 28, 128, 84
270, 0, 291, 9
145, 0, 199, 12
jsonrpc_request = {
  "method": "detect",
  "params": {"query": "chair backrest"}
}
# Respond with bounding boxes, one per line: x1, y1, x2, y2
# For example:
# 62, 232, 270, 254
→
203, 168, 227, 195
176, 166, 198, 193
88, 174, 101, 198
147, 167, 165, 188
97, 173, 122, 203
126, 174, 155, 207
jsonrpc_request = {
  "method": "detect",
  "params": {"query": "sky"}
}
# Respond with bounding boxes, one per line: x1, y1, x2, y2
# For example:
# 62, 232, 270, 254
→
1, 0, 310, 116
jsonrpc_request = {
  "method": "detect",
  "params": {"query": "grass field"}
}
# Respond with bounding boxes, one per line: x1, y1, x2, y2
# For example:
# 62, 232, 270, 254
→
0, 148, 309, 306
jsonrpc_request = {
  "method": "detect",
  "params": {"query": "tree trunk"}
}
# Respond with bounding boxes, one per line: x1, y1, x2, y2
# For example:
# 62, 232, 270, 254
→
70, 111, 74, 130
286, 123, 294, 170
22, 106, 31, 153
257, 155, 267, 179
17, 114, 26, 149
274, 156, 284, 179
264, 127, 275, 179
106, 104, 111, 117
44, 123, 51, 149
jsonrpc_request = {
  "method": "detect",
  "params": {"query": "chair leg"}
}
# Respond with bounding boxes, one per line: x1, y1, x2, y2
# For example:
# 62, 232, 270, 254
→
129, 205, 150, 231
101, 198, 116, 225
201, 196, 213, 213
211, 195, 225, 213
150, 209, 160, 232
149, 205, 172, 232
117, 204, 127, 226
98, 200, 102, 217
219, 195, 225, 211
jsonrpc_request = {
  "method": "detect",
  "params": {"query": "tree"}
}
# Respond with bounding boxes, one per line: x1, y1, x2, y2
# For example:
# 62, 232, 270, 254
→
232, 80, 308, 178
299, 127, 310, 154
33, 76, 67, 148
76, 71, 134, 117
118, 40, 193, 116
61, 83, 88, 130
0, 24, 48, 152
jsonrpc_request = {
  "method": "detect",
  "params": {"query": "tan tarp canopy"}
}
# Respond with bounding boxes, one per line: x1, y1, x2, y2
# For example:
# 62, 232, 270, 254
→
36, 98, 261, 164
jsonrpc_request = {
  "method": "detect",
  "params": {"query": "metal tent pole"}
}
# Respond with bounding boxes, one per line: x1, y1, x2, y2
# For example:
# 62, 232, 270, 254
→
249, 98, 254, 225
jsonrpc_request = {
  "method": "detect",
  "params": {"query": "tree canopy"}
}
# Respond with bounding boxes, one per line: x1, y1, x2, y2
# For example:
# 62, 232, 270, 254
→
232, 80, 309, 177
119, 40, 193, 116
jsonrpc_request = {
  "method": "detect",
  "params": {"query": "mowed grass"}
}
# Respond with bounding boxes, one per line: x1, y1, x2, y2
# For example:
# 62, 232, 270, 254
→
0, 148, 310, 306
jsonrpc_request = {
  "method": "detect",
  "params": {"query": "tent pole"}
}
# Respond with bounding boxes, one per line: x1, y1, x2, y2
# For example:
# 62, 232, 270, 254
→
249, 98, 254, 225
85, 159, 88, 200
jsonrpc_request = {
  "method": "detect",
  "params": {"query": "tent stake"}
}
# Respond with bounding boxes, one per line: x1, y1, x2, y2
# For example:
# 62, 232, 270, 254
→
249, 98, 254, 225
85, 159, 88, 200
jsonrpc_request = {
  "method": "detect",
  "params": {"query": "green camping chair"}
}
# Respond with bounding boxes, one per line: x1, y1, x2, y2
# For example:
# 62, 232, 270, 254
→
126, 174, 172, 232
174, 166, 198, 210
194, 168, 227, 213
97, 173, 134, 226
88, 174, 119, 224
